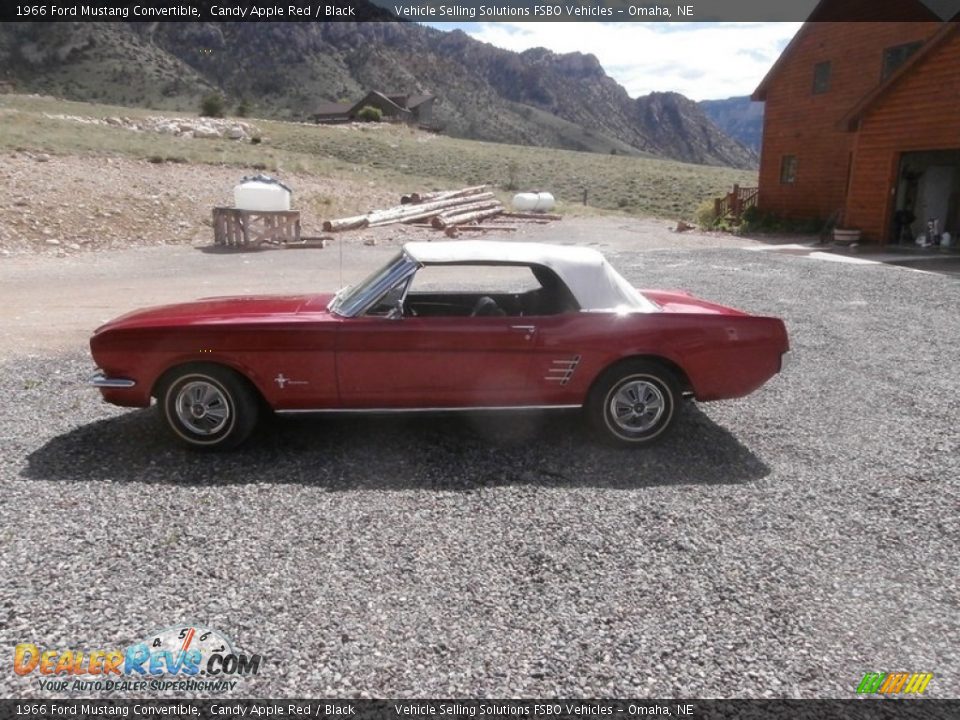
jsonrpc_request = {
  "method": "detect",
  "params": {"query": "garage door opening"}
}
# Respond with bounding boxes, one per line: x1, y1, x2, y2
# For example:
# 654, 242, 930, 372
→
892, 149, 960, 246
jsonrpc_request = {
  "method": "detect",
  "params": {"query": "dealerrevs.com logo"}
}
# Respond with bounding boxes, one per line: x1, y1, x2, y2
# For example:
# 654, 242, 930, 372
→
14, 625, 264, 693
856, 672, 934, 695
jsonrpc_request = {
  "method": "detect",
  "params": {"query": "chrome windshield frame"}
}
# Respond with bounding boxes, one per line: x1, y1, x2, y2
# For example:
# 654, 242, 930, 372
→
329, 250, 421, 318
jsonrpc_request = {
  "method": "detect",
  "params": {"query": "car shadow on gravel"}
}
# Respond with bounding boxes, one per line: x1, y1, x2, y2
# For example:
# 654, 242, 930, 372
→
24, 404, 769, 489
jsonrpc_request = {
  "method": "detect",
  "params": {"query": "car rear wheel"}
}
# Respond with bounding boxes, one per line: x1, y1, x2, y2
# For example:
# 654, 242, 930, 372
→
160, 365, 259, 450
587, 361, 680, 446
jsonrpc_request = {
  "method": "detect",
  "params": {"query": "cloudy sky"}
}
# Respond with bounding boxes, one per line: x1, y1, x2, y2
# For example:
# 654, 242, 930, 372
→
424, 22, 805, 101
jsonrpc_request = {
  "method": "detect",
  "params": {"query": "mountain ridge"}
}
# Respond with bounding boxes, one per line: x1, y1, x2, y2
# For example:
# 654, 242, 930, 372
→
698, 95, 764, 152
0, 18, 758, 169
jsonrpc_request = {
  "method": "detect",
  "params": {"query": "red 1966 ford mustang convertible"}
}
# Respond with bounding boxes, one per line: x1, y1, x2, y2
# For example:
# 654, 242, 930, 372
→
90, 241, 789, 450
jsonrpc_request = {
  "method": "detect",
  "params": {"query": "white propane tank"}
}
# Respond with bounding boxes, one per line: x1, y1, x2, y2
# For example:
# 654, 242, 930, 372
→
233, 174, 292, 212
512, 191, 556, 213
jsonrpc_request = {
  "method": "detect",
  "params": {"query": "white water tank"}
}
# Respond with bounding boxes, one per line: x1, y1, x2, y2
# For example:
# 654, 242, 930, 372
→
512, 191, 556, 213
233, 174, 292, 212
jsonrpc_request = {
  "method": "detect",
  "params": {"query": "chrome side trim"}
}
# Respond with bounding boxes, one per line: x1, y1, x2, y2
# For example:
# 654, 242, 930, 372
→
89, 372, 136, 389
276, 404, 582, 415
544, 355, 582, 385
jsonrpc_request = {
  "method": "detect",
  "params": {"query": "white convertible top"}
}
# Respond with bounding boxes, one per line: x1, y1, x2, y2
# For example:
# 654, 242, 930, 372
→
403, 241, 657, 313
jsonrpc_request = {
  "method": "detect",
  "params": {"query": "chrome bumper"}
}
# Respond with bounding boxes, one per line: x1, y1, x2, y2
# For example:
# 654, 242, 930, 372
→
90, 371, 136, 389
779, 350, 792, 372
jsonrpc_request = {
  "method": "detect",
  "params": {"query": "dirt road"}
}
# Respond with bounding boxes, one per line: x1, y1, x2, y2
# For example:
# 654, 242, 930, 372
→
0, 217, 753, 356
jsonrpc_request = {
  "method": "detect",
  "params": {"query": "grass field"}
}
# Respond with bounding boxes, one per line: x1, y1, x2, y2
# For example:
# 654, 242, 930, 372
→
0, 94, 757, 220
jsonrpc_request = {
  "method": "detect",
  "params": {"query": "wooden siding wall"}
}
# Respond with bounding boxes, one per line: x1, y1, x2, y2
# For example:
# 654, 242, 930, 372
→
757, 22, 939, 221
845, 29, 960, 241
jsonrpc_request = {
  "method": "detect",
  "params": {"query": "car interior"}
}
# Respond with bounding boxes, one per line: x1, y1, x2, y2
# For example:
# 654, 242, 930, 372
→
366, 264, 580, 318
365, 265, 580, 317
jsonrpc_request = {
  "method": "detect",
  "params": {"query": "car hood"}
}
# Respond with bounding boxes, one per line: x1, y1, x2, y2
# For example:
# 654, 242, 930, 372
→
94, 293, 335, 333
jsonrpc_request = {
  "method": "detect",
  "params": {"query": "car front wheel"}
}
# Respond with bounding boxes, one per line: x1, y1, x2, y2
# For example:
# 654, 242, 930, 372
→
587, 361, 680, 446
160, 365, 259, 450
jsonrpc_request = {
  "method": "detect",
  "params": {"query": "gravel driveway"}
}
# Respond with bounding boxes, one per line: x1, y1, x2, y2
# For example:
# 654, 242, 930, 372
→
1, 229, 957, 699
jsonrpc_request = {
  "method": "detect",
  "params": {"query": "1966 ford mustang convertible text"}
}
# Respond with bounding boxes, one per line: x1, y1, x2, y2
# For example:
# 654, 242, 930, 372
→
90, 241, 789, 450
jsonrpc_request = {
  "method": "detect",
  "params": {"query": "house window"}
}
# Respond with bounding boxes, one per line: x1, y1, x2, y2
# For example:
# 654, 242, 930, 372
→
882, 42, 921, 80
812, 61, 831, 94
780, 155, 798, 184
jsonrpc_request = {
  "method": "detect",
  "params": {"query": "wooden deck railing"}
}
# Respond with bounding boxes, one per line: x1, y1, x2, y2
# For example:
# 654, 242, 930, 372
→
714, 184, 759, 223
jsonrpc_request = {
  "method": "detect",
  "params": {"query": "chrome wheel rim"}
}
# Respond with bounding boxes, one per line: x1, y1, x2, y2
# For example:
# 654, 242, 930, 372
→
174, 380, 231, 436
609, 379, 665, 434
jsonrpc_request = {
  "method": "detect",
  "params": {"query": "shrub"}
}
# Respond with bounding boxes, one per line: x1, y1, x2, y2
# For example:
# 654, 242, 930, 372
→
356, 105, 382, 123
739, 210, 780, 234
696, 199, 718, 229
236, 100, 249, 117
739, 209, 823, 235
741, 205, 761, 224
200, 93, 225, 118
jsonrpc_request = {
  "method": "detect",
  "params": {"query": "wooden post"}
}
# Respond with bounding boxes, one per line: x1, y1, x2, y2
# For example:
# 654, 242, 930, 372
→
409, 185, 488, 204
324, 192, 496, 231
433, 206, 505, 228
429, 200, 503, 228
500, 212, 562, 221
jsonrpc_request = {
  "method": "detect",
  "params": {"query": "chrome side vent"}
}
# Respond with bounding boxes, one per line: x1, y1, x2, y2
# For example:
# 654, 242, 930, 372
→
545, 355, 581, 386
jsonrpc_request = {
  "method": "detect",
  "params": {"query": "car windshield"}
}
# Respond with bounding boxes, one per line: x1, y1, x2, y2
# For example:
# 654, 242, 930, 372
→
329, 251, 418, 317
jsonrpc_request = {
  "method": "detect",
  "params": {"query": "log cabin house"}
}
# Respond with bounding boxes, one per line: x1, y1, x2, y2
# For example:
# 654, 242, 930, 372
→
752, 2, 960, 244
313, 91, 435, 127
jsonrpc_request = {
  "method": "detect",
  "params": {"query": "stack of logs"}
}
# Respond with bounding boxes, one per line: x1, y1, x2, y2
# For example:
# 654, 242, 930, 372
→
322, 185, 559, 237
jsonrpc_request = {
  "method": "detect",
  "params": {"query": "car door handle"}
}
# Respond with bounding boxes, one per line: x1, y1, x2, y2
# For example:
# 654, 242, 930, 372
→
510, 325, 536, 340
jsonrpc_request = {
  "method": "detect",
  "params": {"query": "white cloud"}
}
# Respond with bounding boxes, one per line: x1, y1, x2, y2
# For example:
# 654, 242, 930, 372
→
439, 22, 804, 100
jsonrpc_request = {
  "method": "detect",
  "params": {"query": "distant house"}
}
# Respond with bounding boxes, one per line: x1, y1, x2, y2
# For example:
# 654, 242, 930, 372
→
752, 2, 960, 243
313, 91, 436, 127
313, 100, 353, 124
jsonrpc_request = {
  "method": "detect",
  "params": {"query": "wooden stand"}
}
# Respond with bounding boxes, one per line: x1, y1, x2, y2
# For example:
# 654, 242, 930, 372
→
213, 208, 301, 248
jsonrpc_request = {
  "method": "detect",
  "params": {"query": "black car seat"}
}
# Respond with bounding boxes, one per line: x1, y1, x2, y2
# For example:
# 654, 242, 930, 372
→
471, 296, 505, 317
